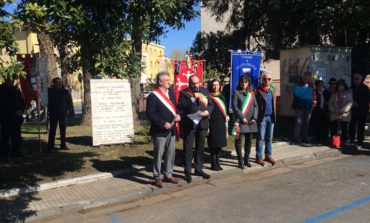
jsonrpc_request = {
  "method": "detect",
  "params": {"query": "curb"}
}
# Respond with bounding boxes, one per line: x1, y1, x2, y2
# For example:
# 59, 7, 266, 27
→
0, 143, 340, 199
0, 166, 146, 199
25, 147, 342, 222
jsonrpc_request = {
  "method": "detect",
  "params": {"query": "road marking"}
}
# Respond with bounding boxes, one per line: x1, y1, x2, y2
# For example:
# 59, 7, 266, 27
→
109, 213, 123, 223
303, 195, 370, 223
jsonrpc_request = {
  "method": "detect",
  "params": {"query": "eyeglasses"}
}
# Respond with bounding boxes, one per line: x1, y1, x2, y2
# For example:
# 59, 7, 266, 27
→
354, 78, 361, 81
263, 78, 272, 81
329, 82, 336, 85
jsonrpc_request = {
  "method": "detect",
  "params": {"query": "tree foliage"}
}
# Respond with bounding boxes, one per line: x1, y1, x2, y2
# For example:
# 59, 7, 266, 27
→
0, 0, 26, 81
201, 0, 370, 73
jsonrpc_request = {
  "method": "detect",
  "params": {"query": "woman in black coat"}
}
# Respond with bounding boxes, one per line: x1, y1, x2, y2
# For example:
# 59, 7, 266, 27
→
208, 79, 228, 171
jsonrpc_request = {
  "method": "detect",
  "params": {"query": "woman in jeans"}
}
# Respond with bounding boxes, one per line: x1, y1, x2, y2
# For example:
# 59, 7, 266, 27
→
232, 75, 258, 169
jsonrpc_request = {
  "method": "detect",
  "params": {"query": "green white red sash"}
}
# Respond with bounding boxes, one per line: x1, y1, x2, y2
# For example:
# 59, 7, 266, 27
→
241, 91, 253, 117
231, 91, 254, 136
186, 90, 208, 108
209, 95, 227, 118
153, 89, 176, 117
210, 95, 229, 138
153, 88, 180, 140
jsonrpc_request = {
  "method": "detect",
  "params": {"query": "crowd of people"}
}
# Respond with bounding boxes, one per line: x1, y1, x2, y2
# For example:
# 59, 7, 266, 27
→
146, 71, 369, 188
293, 73, 370, 148
146, 71, 277, 188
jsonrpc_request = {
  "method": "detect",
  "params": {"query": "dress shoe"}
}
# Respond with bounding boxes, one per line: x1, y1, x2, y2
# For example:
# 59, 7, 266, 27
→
244, 160, 252, 168
184, 174, 192, 183
256, 159, 265, 166
155, 179, 163, 188
264, 157, 276, 166
195, 171, 210, 179
165, 177, 178, 184
60, 145, 69, 150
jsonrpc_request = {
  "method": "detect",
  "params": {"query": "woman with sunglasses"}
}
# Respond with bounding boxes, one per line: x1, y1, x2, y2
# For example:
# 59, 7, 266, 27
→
255, 71, 276, 166
232, 74, 258, 169
207, 79, 229, 171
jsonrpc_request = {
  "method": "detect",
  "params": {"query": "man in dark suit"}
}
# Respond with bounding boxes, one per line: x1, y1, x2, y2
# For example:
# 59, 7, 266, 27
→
349, 73, 370, 146
146, 71, 181, 188
178, 75, 213, 183
47, 77, 73, 151
0, 78, 25, 160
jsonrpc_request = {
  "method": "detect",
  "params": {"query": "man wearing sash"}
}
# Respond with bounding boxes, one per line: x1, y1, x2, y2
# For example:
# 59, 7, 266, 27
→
255, 71, 276, 166
146, 72, 181, 188
178, 75, 214, 183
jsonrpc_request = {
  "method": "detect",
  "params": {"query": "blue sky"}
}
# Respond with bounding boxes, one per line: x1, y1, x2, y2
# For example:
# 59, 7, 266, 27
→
159, 15, 200, 56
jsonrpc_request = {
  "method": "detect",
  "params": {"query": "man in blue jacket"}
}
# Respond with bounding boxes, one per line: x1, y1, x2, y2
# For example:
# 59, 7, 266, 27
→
292, 72, 316, 144
146, 71, 181, 188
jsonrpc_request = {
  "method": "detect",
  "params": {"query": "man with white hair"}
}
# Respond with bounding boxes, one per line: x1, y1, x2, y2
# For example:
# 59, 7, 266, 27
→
146, 71, 181, 188
255, 71, 276, 166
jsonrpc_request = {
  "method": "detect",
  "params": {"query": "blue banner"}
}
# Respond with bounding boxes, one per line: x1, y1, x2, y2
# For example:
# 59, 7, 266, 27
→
229, 50, 262, 110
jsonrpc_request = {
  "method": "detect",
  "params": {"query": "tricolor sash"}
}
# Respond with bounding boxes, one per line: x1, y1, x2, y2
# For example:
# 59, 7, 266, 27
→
153, 89, 180, 140
186, 90, 208, 108
153, 89, 176, 117
241, 91, 254, 118
209, 95, 227, 118
231, 91, 254, 136
210, 95, 229, 138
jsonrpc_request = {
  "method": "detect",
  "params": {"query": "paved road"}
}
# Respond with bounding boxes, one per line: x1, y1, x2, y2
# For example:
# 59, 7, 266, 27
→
42, 153, 370, 223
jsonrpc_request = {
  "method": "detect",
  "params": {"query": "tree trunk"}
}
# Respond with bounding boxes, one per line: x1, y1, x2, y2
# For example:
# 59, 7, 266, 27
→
131, 33, 144, 126
37, 31, 58, 86
81, 66, 92, 126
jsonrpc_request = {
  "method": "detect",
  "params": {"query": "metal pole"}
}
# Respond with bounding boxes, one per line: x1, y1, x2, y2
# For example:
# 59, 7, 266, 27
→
37, 98, 41, 153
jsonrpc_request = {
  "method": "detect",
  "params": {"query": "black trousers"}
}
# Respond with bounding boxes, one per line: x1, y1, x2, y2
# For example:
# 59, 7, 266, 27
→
183, 127, 207, 174
0, 119, 22, 157
349, 114, 367, 143
311, 111, 329, 143
235, 133, 252, 161
330, 121, 348, 142
48, 114, 67, 149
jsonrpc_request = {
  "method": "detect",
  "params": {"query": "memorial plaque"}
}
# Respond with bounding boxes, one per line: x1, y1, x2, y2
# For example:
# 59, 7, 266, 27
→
91, 79, 134, 146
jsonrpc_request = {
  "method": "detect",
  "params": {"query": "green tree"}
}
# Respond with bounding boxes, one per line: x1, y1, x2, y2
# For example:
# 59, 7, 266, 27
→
0, 0, 26, 82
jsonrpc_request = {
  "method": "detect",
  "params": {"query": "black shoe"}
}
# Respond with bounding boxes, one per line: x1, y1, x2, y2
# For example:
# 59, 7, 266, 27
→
195, 171, 210, 179
60, 145, 69, 150
357, 141, 364, 147
238, 159, 245, 170
184, 174, 192, 183
244, 160, 252, 168
211, 165, 221, 171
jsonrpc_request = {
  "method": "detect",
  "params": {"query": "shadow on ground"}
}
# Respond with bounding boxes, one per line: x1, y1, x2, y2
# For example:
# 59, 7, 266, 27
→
67, 136, 93, 146
0, 145, 97, 222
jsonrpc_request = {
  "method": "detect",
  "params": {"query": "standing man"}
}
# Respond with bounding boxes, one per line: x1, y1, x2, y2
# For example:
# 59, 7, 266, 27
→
178, 75, 213, 183
349, 73, 370, 146
47, 77, 73, 152
292, 72, 316, 144
255, 71, 276, 166
146, 71, 181, 188
0, 78, 25, 160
